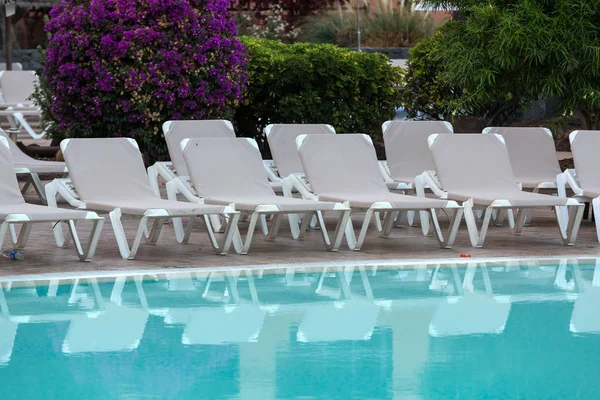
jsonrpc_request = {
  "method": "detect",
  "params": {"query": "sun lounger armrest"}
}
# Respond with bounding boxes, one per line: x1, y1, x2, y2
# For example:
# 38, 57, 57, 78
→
558, 169, 584, 197
283, 173, 319, 201
11, 112, 47, 140
45, 178, 84, 209
147, 161, 176, 196
263, 160, 282, 183
415, 171, 447, 199
165, 176, 200, 203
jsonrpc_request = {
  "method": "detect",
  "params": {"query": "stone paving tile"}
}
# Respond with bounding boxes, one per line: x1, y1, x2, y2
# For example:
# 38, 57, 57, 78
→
1, 200, 599, 277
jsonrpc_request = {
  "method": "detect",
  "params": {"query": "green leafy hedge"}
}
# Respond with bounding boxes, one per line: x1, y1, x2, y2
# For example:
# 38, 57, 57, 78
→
234, 36, 404, 155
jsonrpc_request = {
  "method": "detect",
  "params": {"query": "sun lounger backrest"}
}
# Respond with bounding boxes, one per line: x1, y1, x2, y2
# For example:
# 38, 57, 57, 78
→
297, 134, 390, 195
570, 130, 600, 190
0, 63, 23, 71
383, 121, 453, 182
0, 137, 26, 205
182, 138, 275, 197
485, 127, 560, 182
0, 71, 37, 104
266, 124, 335, 178
163, 120, 235, 176
429, 134, 520, 193
0, 128, 35, 164
62, 138, 158, 201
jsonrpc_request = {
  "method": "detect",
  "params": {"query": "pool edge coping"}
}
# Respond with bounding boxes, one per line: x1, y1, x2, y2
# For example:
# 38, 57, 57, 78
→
1, 254, 598, 282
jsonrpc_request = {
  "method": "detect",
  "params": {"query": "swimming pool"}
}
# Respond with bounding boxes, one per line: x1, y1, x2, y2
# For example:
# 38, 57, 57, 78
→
1, 258, 599, 399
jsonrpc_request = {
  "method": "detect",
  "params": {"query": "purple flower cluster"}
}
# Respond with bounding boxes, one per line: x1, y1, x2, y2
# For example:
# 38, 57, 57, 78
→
43, 0, 247, 161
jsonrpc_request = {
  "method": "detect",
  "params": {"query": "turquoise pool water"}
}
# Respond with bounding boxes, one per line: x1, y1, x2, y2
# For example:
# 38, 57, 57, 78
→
1, 259, 600, 399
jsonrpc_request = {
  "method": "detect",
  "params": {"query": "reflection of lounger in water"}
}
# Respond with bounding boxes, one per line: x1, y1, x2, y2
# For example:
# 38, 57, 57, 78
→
429, 292, 511, 336
297, 300, 380, 342
182, 305, 266, 345
62, 302, 148, 353
0, 318, 17, 363
570, 261, 600, 334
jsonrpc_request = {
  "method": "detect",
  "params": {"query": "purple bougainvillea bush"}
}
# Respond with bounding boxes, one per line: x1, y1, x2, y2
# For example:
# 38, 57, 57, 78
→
39, 0, 247, 161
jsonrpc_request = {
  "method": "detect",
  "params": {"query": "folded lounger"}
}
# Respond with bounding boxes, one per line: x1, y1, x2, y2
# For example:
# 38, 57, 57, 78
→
45, 138, 240, 259
559, 130, 600, 242
0, 71, 48, 140
180, 138, 351, 254
424, 134, 583, 247
295, 134, 463, 250
0, 136, 103, 261
0, 128, 67, 203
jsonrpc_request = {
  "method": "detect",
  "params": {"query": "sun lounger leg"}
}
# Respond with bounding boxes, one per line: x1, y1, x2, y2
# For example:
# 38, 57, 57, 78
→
464, 201, 493, 247
320, 209, 351, 251
10, 222, 33, 249
375, 212, 383, 232
380, 211, 397, 238
344, 216, 358, 250
0, 222, 10, 251
355, 209, 375, 250
432, 207, 463, 248
219, 212, 240, 255
553, 203, 583, 245
67, 217, 104, 261
297, 213, 313, 240
179, 217, 194, 244
512, 209, 527, 234
29, 173, 47, 203
144, 218, 166, 244
233, 213, 260, 255
394, 211, 407, 228
266, 214, 283, 241
109, 208, 146, 259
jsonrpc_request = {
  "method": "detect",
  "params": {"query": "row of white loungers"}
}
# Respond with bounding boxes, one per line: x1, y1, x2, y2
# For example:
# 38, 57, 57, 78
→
0, 121, 594, 261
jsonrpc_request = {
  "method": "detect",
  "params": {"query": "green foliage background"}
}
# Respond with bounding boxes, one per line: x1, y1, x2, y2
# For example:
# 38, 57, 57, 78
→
234, 36, 404, 155
403, 0, 600, 128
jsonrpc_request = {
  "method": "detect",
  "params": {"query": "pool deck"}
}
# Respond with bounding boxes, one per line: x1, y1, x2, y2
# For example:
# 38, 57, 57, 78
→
2, 188, 599, 277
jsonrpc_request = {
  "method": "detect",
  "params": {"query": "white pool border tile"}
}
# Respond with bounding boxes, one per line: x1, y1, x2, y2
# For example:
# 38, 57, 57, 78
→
1, 254, 598, 283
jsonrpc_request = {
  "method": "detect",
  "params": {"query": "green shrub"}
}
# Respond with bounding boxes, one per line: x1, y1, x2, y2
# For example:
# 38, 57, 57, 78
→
233, 36, 404, 154
400, 35, 458, 120
425, 0, 600, 129
401, 32, 528, 126
299, 0, 435, 48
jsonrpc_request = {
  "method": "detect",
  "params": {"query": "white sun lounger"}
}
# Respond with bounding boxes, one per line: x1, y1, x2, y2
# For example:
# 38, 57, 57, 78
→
558, 130, 600, 242
264, 123, 336, 189
483, 127, 561, 191
381, 120, 453, 190
0, 128, 67, 203
179, 137, 351, 254
0, 63, 23, 71
295, 134, 463, 250
424, 134, 583, 247
147, 120, 236, 196
0, 136, 103, 261
46, 138, 240, 259
483, 127, 562, 227
0, 71, 48, 140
